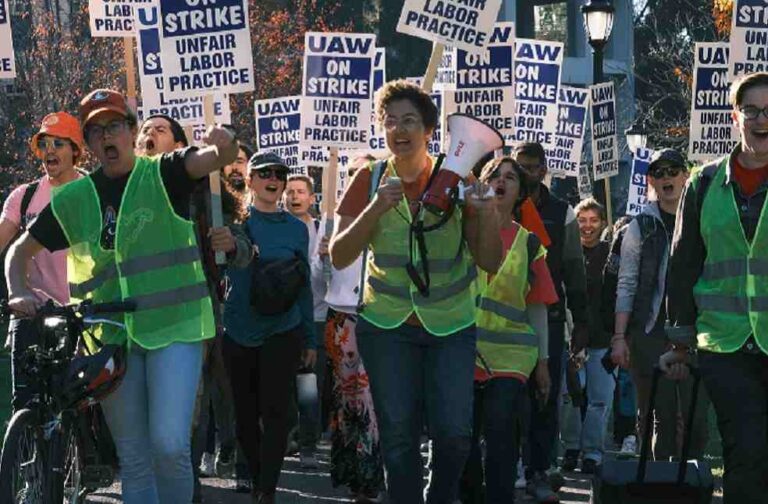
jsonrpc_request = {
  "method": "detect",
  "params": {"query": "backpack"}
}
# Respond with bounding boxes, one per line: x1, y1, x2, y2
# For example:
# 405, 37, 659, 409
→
0, 181, 39, 300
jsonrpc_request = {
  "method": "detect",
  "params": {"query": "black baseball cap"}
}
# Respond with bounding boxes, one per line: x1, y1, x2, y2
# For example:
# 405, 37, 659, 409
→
247, 152, 289, 172
648, 149, 687, 172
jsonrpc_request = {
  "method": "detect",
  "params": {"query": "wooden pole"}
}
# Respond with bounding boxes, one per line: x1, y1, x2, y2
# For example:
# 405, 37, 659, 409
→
123, 37, 137, 112
320, 147, 339, 280
421, 43, 445, 93
604, 177, 613, 227
203, 95, 226, 265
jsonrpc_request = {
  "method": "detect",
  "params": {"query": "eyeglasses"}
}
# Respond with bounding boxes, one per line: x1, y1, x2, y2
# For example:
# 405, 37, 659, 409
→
739, 105, 768, 120
254, 167, 287, 181
36, 137, 69, 151
383, 115, 423, 132
85, 120, 129, 142
649, 164, 685, 179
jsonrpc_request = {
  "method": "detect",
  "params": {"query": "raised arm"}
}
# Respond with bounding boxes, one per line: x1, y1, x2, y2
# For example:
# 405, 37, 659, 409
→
184, 126, 239, 180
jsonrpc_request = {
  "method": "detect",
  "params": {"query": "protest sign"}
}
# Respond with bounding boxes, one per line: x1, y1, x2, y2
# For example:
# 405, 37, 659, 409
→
396, 0, 503, 54
690, 42, 738, 161
443, 22, 515, 137
299, 147, 352, 169
158, 0, 255, 98
547, 86, 589, 177
368, 48, 389, 156
729, 0, 768, 80
89, 0, 146, 37
434, 46, 457, 90
578, 162, 593, 200
136, 4, 230, 126
255, 96, 301, 169
512, 38, 563, 149
626, 147, 653, 216
590, 81, 619, 181
300, 32, 376, 149
406, 76, 444, 156
0, 0, 15, 79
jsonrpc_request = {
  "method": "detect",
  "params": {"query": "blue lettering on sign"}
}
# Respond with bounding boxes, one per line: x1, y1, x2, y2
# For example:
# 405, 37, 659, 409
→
257, 114, 301, 148
592, 103, 615, 123
304, 56, 372, 100
456, 46, 513, 89
0, 0, 7, 24
735, 0, 768, 28
307, 34, 374, 55
140, 28, 162, 75
557, 105, 585, 139
695, 68, 730, 111
0, 58, 11, 72
515, 41, 562, 62
514, 62, 559, 103
160, 0, 246, 38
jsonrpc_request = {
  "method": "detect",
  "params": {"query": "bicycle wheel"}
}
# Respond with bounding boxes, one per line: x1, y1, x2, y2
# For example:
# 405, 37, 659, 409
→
0, 409, 47, 503
49, 420, 84, 504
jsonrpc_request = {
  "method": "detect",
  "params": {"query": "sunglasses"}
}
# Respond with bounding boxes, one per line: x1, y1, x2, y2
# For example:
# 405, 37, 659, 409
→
85, 120, 129, 143
254, 167, 287, 181
36, 137, 69, 151
649, 164, 685, 179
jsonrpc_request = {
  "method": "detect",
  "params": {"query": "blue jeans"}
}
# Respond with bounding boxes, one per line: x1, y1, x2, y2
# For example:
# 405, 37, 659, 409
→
560, 347, 616, 463
101, 342, 203, 504
357, 319, 476, 504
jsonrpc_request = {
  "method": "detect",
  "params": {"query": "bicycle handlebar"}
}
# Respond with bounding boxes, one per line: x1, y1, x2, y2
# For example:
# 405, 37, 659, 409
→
0, 299, 136, 320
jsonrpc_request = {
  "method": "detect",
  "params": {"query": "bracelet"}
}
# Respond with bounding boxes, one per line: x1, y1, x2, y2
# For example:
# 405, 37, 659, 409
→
610, 334, 626, 344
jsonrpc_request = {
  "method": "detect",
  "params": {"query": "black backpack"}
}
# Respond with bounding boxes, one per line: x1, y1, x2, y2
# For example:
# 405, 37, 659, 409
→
0, 181, 39, 300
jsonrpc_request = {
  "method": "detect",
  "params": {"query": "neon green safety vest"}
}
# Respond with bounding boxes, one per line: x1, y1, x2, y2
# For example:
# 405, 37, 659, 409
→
476, 223, 544, 376
695, 157, 768, 353
361, 159, 478, 336
51, 156, 215, 349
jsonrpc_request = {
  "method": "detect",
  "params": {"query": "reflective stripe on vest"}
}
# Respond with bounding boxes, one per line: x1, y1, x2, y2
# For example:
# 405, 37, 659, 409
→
475, 224, 542, 376
52, 157, 215, 349
360, 159, 478, 336
694, 155, 768, 354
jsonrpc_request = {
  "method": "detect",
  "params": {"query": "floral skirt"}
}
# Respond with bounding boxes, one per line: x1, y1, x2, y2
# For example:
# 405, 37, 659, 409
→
324, 309, 384, 493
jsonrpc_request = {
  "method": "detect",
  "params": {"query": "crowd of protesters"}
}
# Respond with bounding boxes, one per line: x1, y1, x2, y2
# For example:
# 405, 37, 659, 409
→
2, 72, 768, 504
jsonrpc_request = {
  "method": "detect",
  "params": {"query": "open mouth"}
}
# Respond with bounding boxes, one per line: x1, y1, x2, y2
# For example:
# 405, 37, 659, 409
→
752, 128, 768, 139
661, 183, 675, 195
494, 186, 506, 197
144, 139, 155, 153
265, 184, 279, 193
104, 144, 119, 162
45, 155, 59, 168
394, 138, 411, 147
290, 202, 302, 209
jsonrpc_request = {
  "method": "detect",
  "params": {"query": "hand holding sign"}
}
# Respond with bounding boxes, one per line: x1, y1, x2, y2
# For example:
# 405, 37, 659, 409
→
202, 124, 238, 164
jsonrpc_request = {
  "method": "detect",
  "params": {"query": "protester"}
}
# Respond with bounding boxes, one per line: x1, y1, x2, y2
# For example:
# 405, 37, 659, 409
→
322, 154, 384, 502
330, 79, 502, 503
5, 89, 239, 504
460, 156, 557, 504
222, 152, 316, 504
284, 173, 329, 468
612, 148, 709, 462
222, 142, 253, 194
136, 114, 252, 502
560, 198, 613, 474
0, 111, 84, 411
661, 71, 768, 502
513, 142, 589, 502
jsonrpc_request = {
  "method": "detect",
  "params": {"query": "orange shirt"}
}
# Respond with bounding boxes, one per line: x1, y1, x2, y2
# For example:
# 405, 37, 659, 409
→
732, 156, 768, 198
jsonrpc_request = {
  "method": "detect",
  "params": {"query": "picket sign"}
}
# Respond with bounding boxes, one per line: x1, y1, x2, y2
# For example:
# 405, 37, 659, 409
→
203, 95, 225, 264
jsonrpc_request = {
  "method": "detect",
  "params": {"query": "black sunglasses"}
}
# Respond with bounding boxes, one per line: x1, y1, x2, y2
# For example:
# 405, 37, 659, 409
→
254, 167, 287, 181
649, 164, 685, 179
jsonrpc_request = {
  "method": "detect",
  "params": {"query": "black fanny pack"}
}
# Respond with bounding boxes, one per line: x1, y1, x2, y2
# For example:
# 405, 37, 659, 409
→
249, 255, 307, 316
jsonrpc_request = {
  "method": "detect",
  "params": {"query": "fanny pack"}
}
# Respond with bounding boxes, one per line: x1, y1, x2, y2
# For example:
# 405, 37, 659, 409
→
249, 255, 307, 316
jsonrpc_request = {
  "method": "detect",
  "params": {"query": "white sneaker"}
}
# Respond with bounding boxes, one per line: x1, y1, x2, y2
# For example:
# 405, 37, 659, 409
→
199, 452, 216, 477
514, 459, 527, 489
620, 435, 637, 456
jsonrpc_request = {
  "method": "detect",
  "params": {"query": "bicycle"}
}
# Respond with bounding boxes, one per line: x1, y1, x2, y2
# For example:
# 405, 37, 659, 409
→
0, 299, 135, 503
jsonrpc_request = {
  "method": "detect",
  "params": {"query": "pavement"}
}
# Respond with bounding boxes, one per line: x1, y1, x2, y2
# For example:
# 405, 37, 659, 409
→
82, 445, 722, 503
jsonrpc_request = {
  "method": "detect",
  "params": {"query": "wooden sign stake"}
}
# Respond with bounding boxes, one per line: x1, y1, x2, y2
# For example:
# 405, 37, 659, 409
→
422, 42, 445, 93
203, 95, 226, 264
320, 147, 340, 280
123, 37, 137, 112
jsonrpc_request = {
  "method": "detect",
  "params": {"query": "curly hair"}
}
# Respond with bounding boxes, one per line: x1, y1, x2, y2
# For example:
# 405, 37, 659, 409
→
374, 79, 438, 131
478, 156, 529, 215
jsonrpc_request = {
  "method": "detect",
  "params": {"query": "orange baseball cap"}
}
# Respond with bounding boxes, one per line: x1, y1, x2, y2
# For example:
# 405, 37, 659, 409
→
30, 112, 85, 160
79, 89, 130, 127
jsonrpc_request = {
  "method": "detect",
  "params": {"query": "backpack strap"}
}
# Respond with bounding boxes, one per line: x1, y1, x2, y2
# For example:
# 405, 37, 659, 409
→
357, 160, 388, 311
696, 160, 720, 219
19, 181, 40, 230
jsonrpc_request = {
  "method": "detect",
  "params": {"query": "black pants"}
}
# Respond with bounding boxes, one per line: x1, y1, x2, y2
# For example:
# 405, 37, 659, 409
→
699, 350, 768, 504
222, 327, 302, 493
10, 318, 38, 411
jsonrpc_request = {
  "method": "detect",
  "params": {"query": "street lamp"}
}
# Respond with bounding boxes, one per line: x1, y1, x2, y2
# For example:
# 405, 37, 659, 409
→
582, 0, 615, 219
625, 118, 649, 154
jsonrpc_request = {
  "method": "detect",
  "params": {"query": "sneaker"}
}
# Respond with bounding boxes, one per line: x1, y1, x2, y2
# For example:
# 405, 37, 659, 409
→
215, 447, 234, 478
619, 435, 637, 457
561, 449, 580, 472
299, 451, 319, 469
526, 472, 560, 503
581, 458, 598, 475
199, 452, 216, 478
515, 460, 527, 489
235, 478, 252, 493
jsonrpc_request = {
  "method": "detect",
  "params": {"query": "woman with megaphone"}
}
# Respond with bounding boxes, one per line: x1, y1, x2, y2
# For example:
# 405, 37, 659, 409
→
460, 157, 559, 504
330, 79, 503, 503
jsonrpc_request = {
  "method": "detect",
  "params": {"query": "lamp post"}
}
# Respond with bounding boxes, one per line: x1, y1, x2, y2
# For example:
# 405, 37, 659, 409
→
582, 0, 615, 220
625, 118, 649, 155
